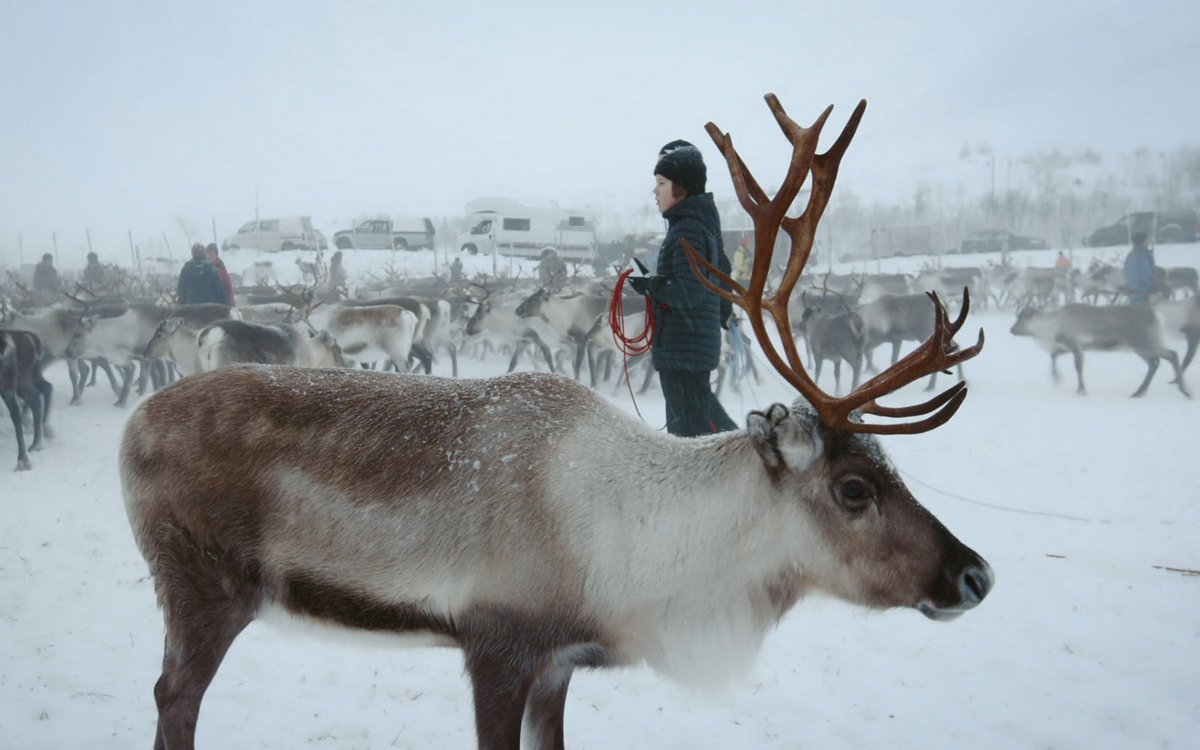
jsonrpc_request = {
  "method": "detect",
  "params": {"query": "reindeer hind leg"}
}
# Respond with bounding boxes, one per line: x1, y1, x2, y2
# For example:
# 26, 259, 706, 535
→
523, 663, 574, 750
1131, 355, 1160, 398
1159, 349, 1190, 398
149, 524, 257, 750
1182, 328, 1199, 373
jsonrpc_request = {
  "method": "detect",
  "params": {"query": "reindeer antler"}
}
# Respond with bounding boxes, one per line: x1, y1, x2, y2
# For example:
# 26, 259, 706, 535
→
681, 93, 983, 435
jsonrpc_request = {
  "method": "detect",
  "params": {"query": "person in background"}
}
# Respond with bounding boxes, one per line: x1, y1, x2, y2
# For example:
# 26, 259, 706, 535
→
32, 253, 60, 305
733, 235, 753, 287
536, 248, 568, 290
628, 141, 737, 437
449, 256, 464, 282
327, 250, 348, 292
82, 251, 107, 289
205, 243, 236, 306
1054, 250, 1071, 271
1123, 230, 1156, 305
178, 243, 230, 305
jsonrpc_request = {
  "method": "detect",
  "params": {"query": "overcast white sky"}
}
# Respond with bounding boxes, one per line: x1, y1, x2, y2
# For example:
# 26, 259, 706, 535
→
1, 0, 1196, 265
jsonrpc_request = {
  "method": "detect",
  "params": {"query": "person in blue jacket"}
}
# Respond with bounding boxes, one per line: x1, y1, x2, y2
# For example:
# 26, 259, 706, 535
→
177, 243, 230, 305
629, 142, 737, 437
1123, 230, 1156, 305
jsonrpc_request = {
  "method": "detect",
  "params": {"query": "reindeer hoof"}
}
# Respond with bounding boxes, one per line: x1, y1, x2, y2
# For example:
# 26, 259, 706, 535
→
15, 459, 32, 471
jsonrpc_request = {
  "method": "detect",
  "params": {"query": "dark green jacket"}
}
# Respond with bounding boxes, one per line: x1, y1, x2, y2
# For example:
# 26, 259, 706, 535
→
648, 193, 730, 372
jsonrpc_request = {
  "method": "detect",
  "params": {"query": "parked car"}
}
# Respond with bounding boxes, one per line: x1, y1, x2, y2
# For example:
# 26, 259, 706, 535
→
1082, 210, 1199, 247
222, 216, 327, 252
959, 229, 1048, 254
333, 217, 435, 251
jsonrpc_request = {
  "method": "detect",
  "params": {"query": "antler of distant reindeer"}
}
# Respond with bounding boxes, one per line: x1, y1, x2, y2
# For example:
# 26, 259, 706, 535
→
680, 93, 983, 435
6, 273, 35, 307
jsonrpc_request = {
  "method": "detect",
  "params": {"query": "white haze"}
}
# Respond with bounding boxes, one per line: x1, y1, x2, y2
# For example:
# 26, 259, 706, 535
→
2, 243, 1198, 748
2, 0, 1198, 267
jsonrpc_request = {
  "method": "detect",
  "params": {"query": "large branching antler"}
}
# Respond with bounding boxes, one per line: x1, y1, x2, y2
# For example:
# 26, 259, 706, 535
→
681, 93, 984, 434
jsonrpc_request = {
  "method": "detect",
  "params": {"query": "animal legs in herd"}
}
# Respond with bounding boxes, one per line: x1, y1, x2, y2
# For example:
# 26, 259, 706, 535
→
1, 391, 32, 470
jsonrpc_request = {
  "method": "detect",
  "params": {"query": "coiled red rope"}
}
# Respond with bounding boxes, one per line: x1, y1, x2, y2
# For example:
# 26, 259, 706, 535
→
608, 268, 657, 416
609, 269, 656, 355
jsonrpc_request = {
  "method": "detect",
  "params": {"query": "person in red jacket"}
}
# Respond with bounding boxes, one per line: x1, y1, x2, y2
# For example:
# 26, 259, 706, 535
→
205, 243, 236, 306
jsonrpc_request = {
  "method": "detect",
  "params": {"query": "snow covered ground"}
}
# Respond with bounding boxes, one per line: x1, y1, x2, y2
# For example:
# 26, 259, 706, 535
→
2, 244, 1198, 749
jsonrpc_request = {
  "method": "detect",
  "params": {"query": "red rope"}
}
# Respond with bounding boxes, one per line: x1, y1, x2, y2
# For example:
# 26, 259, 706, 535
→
610, 269, 656, 355
608, 269, 657, 417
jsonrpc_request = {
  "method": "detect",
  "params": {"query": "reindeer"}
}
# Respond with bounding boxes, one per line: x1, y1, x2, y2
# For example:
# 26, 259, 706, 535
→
139, 304, 240, 390
1078, 260, 1125, 305
342, 296, 453, 375
1009, 304, 1190, 397
1, 329, 52, 470
796, 299, 865, 393
1, 297, 125, 404
294, 252, 325, 285
300, 301, 420, 373
120, 95, 991, 750
462, 285, 562, 375
1159, 266, 1199, 299
1155, 295, 1200, 372
857, 292, 965, 390
195, 319, 345, 370
142, 318, 201, 378
515, 288, 610, 385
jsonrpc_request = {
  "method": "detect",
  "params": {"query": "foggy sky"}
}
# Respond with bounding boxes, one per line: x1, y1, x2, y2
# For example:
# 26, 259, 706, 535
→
1, 0, 1196, 265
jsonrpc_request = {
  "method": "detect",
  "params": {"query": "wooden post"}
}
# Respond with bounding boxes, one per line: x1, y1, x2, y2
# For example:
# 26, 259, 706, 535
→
128, 230, 138, 274
86, 228, 93, 254
52, 231, 59, 262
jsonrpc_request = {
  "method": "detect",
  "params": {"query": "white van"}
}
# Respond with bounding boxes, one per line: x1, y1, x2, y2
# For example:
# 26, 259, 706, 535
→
222, 216, 327, 253
455, 198, 596, 261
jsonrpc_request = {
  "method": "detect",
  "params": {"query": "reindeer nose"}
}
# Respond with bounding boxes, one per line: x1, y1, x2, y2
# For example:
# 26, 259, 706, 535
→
958, 562, 994, 606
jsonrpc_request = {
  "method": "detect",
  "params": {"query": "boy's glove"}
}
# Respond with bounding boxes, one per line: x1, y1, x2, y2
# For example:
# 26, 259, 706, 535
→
628, 275, 660, 296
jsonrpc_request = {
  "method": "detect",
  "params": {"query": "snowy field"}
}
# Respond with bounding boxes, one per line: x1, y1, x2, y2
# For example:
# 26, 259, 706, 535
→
2, 244, 1198, 749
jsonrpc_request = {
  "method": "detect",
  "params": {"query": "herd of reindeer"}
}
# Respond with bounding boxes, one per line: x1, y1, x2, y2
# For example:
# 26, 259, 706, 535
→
2, 229, 1199, 474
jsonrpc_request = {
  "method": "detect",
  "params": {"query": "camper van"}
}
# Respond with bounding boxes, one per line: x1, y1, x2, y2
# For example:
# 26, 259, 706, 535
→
455, 198, 596, 261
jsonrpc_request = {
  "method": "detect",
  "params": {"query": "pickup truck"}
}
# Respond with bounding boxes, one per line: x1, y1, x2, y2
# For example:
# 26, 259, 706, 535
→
332, 218, 436, 251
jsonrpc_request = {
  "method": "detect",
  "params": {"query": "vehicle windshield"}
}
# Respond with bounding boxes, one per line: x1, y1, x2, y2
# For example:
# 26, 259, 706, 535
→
471, 220, 492, 235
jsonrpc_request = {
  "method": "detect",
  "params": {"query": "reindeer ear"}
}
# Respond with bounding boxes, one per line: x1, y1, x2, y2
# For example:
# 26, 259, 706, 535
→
746, 403, 823, 475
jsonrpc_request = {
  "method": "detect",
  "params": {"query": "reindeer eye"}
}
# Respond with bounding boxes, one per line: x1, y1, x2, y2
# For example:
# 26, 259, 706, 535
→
834, 476, 874, 515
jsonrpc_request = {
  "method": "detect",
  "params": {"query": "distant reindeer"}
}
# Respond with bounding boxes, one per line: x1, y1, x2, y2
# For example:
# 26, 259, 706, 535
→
196, 319, 346, 370
1154, 295, 1200, 372
295, 252, 325, 285
1159, 266, 1199, 299
1, 329, 52, 470
1078, 261, 1125, 305
857, 292, 965, 390
463, 287, 562, 375
515, 288, 610, 385
1010, 304, 1190, 397
120, 95, 991, 750
795, 290, 864, 393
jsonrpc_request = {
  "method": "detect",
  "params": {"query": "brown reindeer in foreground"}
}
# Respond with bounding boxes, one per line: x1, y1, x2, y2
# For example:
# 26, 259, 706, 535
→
121, 94, 991, 750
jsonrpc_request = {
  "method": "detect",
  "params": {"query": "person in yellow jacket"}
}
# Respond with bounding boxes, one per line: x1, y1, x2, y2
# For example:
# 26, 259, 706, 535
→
732, 236, 753, 286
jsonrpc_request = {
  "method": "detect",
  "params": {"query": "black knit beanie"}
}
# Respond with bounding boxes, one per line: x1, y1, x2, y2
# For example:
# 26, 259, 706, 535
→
654, 144, 707, 196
